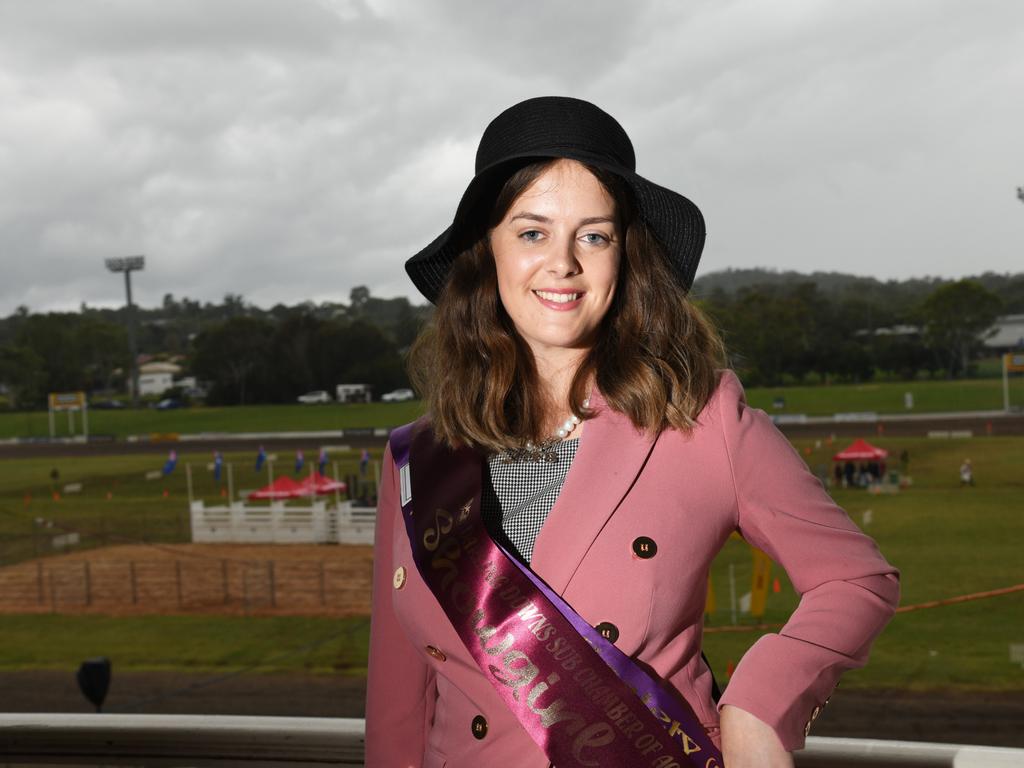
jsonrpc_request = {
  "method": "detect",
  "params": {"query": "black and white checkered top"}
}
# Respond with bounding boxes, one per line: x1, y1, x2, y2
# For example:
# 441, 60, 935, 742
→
481, 438, 579, 564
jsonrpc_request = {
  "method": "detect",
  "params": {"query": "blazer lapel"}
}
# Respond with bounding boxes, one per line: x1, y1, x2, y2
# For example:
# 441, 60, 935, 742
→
530, 390, 659, 595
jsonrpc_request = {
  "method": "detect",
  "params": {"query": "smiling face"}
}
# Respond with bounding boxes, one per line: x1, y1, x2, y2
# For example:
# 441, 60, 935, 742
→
489, 159, 622, 366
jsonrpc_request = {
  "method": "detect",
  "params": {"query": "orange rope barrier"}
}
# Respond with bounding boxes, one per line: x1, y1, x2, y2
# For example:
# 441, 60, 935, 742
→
704, 582, 1024, 634
894, 582, 1024, 614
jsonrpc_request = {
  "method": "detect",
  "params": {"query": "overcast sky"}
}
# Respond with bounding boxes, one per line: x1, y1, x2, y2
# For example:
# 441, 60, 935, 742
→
1, 0, 1022, 316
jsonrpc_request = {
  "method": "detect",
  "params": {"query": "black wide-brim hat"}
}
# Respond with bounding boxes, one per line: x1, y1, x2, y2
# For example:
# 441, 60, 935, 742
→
405, 96, 705, 304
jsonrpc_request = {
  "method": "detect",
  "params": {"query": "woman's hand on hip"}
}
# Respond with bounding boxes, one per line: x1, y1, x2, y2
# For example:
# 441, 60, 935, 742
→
720, 704, 794, 768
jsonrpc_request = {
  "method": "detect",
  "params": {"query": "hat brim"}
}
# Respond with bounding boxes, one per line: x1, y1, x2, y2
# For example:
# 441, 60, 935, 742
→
406, 152, 705, 304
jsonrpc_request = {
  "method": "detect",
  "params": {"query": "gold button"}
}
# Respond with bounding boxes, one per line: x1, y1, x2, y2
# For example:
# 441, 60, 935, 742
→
425, 645, 446, 662
471, 715, 488, 739
393, 566, 407, 589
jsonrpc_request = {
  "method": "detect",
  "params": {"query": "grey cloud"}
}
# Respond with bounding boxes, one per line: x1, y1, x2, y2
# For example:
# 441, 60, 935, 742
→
0, 0, 1022, 317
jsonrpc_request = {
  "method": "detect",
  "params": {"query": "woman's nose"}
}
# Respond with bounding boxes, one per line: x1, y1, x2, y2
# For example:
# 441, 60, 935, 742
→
543, 236, 581, 276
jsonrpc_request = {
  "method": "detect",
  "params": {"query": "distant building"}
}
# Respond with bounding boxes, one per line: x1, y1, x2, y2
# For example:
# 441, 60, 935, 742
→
137, 361, 183, 397
983, 314, 1024, 352
856, 315, 1023, 353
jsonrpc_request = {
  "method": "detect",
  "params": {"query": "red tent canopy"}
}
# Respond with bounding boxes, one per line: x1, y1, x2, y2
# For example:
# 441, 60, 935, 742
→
299, 474, 348, 495
247, 475, 306, 500
832, 438, 888, 462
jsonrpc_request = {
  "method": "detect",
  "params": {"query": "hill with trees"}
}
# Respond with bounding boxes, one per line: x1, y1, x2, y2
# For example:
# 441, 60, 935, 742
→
0, 270, 1020, 407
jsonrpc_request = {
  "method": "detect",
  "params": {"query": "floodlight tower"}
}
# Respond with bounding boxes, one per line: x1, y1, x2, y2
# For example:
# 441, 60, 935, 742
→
105, 255, 145, 408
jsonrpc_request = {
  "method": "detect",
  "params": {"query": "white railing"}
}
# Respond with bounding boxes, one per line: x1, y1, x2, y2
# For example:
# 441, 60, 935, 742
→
2, 714, 1023, 767
190, 501, 377, 545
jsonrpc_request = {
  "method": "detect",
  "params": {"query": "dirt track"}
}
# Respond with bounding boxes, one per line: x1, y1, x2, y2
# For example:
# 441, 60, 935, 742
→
2, 670, 1022, 748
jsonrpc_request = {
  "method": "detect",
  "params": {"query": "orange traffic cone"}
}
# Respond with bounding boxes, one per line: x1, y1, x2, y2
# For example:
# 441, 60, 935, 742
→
773, 578, 781, 594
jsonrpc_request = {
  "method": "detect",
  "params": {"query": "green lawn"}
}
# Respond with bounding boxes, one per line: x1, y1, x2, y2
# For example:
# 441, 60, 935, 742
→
745, 376, 1024, 416
1, 436, 1022, 692
2, 374, 1024, 440
0, 401, 423, 440
0, 448, 384, 566
0, 614, 370, 674
701, 434, 1024, 691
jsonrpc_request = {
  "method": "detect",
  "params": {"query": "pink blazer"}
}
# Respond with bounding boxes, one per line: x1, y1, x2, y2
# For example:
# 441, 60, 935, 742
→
366, 370, 899, 767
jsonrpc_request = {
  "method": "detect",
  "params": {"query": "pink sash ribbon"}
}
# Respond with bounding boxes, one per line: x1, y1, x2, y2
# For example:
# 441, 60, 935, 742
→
391, 421, 724, 768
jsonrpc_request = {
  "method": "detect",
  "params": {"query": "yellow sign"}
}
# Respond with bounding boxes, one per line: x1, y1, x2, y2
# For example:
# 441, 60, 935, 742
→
750, 548, 773, 618
1006, 353, 1024, 373
48, 392, 86, 411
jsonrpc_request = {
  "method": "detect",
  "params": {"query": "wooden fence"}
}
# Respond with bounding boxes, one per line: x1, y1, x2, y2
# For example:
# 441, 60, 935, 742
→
0, 556, 372, 616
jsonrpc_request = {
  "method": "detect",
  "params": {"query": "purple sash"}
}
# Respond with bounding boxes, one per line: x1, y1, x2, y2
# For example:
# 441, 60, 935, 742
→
391, 422, 723, 768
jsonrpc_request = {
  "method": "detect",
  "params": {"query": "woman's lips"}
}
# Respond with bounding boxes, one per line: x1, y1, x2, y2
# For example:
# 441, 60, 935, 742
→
533, 289, 584, 310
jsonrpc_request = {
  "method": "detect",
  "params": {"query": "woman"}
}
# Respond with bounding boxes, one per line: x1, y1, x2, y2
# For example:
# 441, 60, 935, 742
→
366, 96, 899, 767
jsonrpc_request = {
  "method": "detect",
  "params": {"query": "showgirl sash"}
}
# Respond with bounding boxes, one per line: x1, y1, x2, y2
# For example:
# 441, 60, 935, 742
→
390, 422, 723, 768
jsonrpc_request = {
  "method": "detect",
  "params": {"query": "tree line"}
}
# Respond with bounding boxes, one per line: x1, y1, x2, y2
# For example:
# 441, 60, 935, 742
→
0, 287, 428, 408
0, 271, 1020, 408
696, 278, 1009, 387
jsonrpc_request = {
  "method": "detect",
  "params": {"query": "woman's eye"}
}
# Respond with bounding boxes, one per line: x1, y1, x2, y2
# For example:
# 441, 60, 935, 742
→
581, 232, 609, 245
519, 230, 543, 242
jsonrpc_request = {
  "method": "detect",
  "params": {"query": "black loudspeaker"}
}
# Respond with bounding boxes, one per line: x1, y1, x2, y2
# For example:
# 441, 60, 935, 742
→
76, 657, 111, 712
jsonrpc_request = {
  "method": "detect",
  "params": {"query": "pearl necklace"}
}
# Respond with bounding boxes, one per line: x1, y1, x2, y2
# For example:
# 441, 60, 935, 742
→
500, 398, 590, 464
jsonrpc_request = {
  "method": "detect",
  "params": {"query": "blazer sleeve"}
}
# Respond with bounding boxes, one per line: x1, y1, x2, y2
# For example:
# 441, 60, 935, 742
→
365, 442, 435, 766
713, 370, 900, 751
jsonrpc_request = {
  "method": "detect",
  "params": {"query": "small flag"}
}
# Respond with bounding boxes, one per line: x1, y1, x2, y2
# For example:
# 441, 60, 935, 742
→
295, 449, 305, 475
318, 447, 328, 476
213, 451, 223, 482
256, 445, 266, 472
359, 448, 370, 478
162, 450, 177, 476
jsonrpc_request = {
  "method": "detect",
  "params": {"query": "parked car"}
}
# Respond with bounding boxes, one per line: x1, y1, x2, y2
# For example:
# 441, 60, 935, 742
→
297, 390, 332, 404
155, 398, 183, 410
381, 388, 415, 403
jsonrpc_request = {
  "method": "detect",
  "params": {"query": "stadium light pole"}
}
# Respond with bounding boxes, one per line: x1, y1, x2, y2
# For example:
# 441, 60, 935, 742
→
105, 255, 145, 408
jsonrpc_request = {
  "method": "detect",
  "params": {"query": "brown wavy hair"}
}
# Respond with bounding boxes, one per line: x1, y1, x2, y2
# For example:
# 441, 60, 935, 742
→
408, 159, 727, 453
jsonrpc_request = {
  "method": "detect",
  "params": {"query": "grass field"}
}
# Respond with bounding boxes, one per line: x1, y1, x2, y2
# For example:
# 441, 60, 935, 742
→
0, 614, 370, 674
0, 401, 424, 440
701, 434, 1024, 691
2, 374, 1024, 440
748, 376, 1024, 416
0, 448, 382, 566
1, 434, 1022, 692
